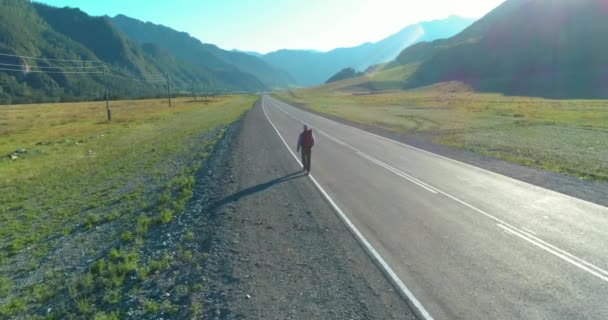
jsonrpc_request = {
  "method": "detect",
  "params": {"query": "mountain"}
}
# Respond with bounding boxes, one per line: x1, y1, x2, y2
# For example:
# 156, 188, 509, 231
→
261, 16, 475, 86
111, 15, 295, 89
393, 0, 608, 98
325, 68, 362, 84
233, 50, 264, 58
0, 0, 108, 103
0, 1, 284, 104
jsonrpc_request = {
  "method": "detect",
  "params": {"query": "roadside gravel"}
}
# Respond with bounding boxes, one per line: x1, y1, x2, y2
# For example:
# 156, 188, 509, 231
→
199, 100, 415, 319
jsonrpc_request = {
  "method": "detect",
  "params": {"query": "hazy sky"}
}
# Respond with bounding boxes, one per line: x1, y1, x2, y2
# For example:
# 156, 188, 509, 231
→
38, 0, 506, 53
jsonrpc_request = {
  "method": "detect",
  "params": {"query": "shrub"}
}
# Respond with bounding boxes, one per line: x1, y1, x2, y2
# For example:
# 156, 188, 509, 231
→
183, 230, 194, 242
102, 289, 121, 305
120, 231, 133, 243
158, 209, 174, 224
135, 216, 151, 235
108, 248, 121, 262
84, 213, 100, 230
94, 312, 119, 320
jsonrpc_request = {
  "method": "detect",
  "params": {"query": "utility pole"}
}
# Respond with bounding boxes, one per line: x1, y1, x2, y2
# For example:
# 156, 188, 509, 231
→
192, 81, 196, 102
103, 66, 111, 121
166, 74, 172, 107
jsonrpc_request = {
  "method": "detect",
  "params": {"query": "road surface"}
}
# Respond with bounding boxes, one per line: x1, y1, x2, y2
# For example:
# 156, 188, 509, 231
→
260, 95, 608, 320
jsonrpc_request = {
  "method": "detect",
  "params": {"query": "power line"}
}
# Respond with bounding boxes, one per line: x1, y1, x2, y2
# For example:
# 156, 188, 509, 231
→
0, 52, 102, 64
0, 52, 173, 82
104, 64, 164, 80
106, 72, 165, 83
0, 62, 103, 70
0, 61, 163, 80
0, 67, 103, 74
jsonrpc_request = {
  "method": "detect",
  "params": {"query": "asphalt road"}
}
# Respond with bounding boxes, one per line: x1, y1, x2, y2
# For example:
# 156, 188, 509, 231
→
202, 99, 415, 319
260, 95, 608, 320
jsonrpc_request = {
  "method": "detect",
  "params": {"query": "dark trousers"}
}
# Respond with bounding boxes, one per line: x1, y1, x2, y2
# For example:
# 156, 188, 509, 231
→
301, 147, 312, 172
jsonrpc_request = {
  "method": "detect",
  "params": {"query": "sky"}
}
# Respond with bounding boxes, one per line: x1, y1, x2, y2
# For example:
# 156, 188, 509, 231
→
38, 0, 506, 54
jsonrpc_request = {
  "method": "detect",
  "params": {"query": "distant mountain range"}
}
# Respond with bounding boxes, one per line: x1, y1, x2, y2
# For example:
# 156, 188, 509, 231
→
391, 0, 608, 98
259, 16, 475, 86
232, 50, 264, 58
0, 1, 475, 104
0, 0, 293, 104
111, 15, 295, 90
8, 0, 600, 103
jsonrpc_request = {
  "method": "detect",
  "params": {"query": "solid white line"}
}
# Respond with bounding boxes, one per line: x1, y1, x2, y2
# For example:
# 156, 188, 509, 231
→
497, 224, 608, 282
261, 99, 435, 320
266, 96, 608, 286
267, 96, 608, 211
521, 227, 537, 236
317, 129, 355, 149
356, 152, 439, 194
270, 99, 438, 194
516, 226, 608, 278
440, 186, 608, 282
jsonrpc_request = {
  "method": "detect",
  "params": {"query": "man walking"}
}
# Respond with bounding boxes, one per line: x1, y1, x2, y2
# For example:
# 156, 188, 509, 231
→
297, 124, 315, 174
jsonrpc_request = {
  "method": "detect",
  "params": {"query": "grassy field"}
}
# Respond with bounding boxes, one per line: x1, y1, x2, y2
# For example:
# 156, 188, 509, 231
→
274, 67, 608, 181
0, 95, 254, 318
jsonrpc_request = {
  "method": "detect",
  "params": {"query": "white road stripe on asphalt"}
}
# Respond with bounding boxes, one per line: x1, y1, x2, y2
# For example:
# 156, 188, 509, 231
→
269, 97, 608, 211
265, 97, 608, 285
356, 152, 439, 194
498, 224, 608, 282
261, 101, 435, 320
270, 99, 438, 194
522, 227, 537, 235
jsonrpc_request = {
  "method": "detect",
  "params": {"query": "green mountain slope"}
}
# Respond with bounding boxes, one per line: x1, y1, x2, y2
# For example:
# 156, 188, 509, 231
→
325, 68, 362, 84
0, 1, 268, 104
261, 16, 475, 86
110, 15, 295, 89
393, 0, 608, 98
0, 0, 110, 103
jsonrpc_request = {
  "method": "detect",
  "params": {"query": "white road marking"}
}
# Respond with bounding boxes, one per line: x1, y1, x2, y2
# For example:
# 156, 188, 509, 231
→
264, 96, 608, 285
522, 227, 537, 235
261, 101, 435, 320
268, 96, 608, 211
270, 99, 437, 194
356, 152, 439, 194
498, 224, 608, 282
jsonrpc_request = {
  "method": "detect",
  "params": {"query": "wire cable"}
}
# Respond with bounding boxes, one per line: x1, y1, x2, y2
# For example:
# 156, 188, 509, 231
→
0, 62, 103, 70
0, 67, 103, 74
106, 73, 165, 83
0, 52, 102, 64
104, 64, 165, 80
1, 52, 167, 80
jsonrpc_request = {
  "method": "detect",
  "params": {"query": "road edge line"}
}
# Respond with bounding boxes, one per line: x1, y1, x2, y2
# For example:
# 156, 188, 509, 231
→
261, 98, 434, 320
268, 96, 608, 211
268, 96, 608, 283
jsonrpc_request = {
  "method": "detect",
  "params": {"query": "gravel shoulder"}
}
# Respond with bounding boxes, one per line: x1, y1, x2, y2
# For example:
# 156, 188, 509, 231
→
275, 98, 608, 208
200, 99, 415, 319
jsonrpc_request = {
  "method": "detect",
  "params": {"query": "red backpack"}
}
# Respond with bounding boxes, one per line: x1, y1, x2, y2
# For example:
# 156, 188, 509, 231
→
303, 129, 313, 148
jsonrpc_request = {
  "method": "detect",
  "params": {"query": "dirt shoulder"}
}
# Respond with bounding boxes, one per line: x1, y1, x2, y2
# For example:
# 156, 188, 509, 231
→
200, 100, 415, 319
273, 97, 608, 208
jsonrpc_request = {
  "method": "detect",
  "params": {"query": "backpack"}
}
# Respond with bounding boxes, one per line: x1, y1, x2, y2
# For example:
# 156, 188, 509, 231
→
303, 129, 313, 148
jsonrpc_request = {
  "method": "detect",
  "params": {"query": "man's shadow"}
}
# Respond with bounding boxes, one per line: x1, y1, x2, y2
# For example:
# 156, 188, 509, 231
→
212, 171, 305, 209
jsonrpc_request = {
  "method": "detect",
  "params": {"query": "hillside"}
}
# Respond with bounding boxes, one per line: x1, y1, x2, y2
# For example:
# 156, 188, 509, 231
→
325, 68, 362, 84
261, 16, 475, 86
0, 1, 271, 104
111, 15, 295, 89
0, 0, 113, 103
393, 0, 608, 98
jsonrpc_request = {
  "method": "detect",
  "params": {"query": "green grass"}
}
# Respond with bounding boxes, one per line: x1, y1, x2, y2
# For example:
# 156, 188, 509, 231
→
274, 66, 608, 181
0, 95, 255, 317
